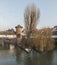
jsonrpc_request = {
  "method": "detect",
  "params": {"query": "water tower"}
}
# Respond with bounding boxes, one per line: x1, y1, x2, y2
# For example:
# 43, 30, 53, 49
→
15, 25, 23, 44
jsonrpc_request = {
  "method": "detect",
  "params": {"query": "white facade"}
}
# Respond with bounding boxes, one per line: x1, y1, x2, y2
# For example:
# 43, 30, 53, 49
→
52, 35, 57, 38
0, 35, 16, 39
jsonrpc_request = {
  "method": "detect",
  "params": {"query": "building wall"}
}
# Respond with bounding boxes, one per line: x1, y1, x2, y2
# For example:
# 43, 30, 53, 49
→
16, 27, 23, 35
0, 35, 16, 39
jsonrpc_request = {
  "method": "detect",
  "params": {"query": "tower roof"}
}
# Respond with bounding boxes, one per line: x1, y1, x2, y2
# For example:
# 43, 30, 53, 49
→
15, 25, 23, 28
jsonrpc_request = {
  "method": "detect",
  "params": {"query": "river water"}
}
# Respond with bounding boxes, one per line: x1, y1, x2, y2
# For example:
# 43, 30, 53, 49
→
0, 48, 57, 65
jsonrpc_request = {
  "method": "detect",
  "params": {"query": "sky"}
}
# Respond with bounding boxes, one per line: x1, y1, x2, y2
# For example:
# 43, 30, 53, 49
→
0, 0, 57, 31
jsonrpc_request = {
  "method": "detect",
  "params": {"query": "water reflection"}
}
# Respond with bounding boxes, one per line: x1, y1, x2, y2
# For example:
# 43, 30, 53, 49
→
0, 48, 57, 65
23, 52, 53, 65
16, 48, 57, 65
16, 47, 23, 64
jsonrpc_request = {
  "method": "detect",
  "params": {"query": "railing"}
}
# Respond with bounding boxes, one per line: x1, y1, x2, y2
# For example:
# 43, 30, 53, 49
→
52, 35, 57, 38
0, 35, 16, 39
0, 34, 57, 39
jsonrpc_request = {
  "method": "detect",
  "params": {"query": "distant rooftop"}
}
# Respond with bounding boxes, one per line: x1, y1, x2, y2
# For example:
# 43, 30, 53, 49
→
52, 25, 57, 35
54, 25, 57, 30
52, 25, 57, 31
0, 29, 15, 35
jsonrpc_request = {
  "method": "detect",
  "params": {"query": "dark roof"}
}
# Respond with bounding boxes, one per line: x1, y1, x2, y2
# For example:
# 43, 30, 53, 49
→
52, 25, 57, 31
54, 25, 57, 27
15, 25, 23, 28
0, 29, 15, 35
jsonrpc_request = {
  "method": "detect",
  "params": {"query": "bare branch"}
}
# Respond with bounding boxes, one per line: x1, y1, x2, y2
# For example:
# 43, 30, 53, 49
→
24, 4, 40, 37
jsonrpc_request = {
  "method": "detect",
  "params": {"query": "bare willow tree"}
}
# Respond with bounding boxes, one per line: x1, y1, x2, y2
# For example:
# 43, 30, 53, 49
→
24, 4, 40, 37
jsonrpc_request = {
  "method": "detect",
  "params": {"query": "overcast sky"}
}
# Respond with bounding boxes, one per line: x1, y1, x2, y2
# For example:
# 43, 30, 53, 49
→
0, 0, 57, 30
